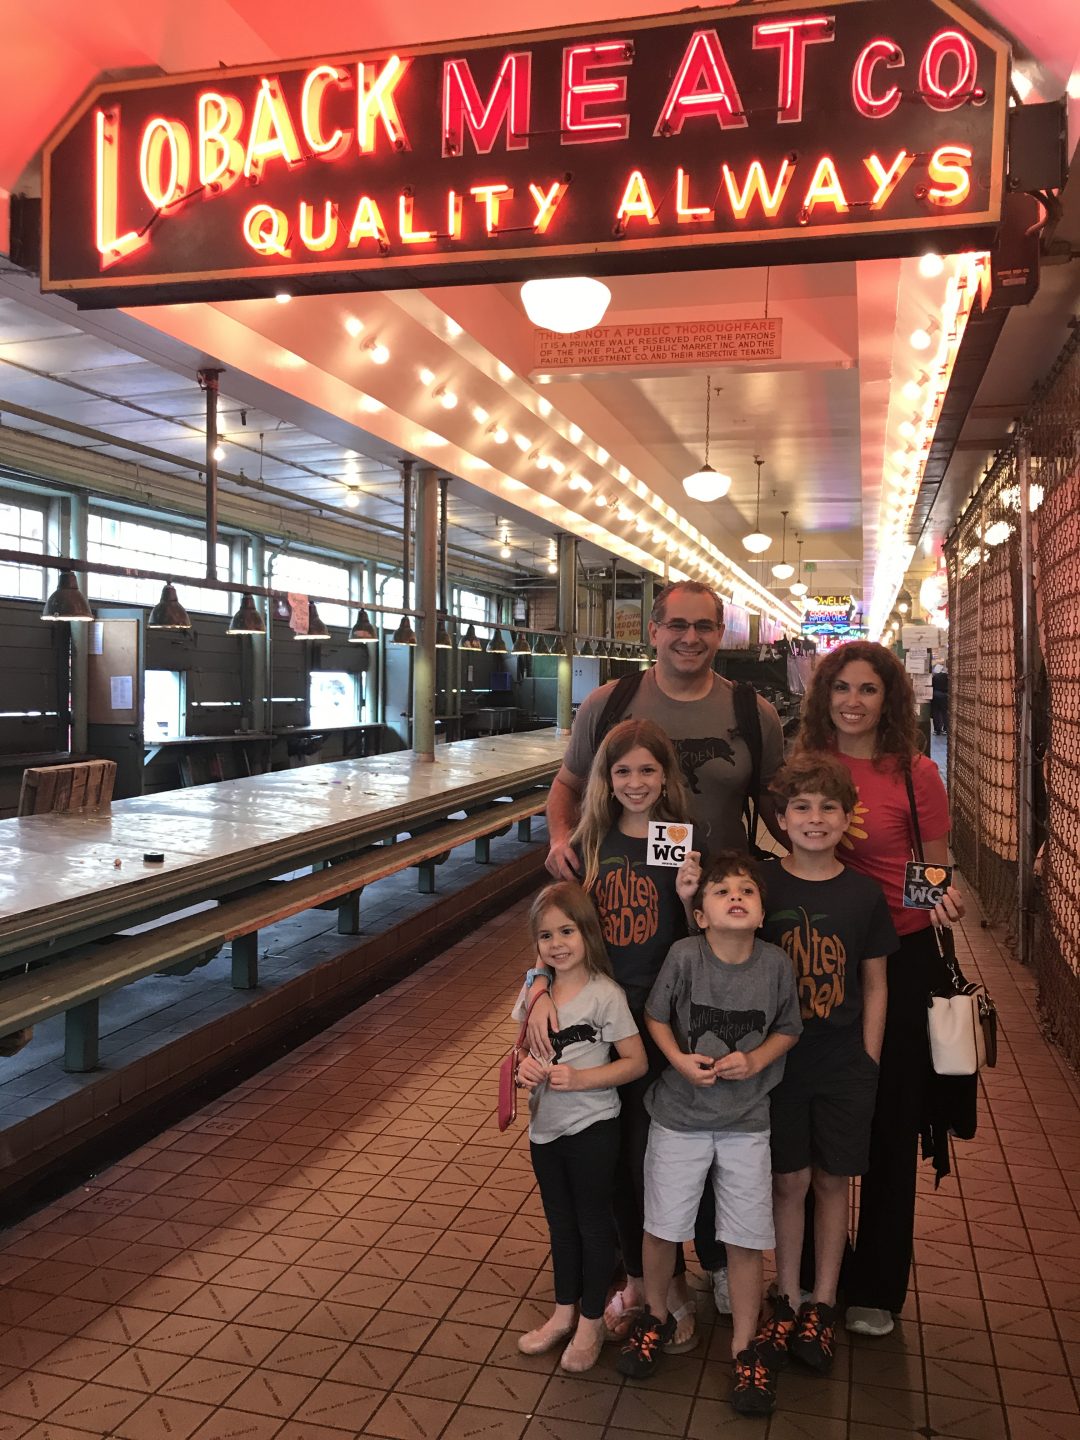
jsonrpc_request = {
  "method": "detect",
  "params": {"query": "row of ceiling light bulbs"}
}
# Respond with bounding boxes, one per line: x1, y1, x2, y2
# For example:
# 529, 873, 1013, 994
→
338, 307, 790, 619
870, 250, 984, 635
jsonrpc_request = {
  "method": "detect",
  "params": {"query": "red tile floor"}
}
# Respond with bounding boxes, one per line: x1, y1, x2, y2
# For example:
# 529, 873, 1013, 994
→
0, 882, 1078, 1440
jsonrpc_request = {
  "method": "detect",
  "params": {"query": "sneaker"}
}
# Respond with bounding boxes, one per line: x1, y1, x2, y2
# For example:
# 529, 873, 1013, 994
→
753, 1292, 797, 1370
845, 1305, 894, 1337
616, 1309, 676, 1379
791, 1300, 838, 1372
731, 1345, 777, 1416
711, 1267, 731, 1315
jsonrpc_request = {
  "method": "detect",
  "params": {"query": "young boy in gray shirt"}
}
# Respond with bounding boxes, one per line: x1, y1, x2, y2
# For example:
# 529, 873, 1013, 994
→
617, 852, 802, 1418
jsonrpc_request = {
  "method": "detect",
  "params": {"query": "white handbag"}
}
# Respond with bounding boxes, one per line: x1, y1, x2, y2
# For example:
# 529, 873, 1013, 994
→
927, 986, 997, 1076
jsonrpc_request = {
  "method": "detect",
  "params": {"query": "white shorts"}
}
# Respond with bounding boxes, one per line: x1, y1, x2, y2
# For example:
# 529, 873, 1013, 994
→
643, 1122, 775, 1251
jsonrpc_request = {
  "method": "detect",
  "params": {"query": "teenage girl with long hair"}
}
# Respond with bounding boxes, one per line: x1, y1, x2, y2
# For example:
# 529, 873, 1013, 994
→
795, 640, 964, 1337
525, 720, 703, 1350
515, 882, 646, 1373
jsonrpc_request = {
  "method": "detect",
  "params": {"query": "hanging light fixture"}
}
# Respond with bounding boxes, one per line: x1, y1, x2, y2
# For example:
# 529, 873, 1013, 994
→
682, 375, 732, 503
550, 634, 567, 657
295, 601, 330, 640
148, 583, 193, 630
348, 608, 378, 643
771, 511, 795, 580
512, 631, 531, 655
789, 537, 809, 598
227, 592, 265, 635
460, 623, 483, 651
435, 615, 453, 649
41, 569, 94, 622
575, 637, 594, 657
390, 615, 417, 645
487, 628, 508, 654
533, 634, 551, 656
520, 277, 611, 333
742, 457, 772, 554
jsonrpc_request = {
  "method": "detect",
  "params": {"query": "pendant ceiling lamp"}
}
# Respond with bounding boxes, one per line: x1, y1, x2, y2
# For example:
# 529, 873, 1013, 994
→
434, 615, 453, 649
460, 623, 483, 651
294, 601, 330, 640
520, 277, 611, 333
227, 591, 265, 635
533, 634, 551, 656
390, 615, 417, 645
682, 374, 732, 504
148, 583, 193, 630
512, 631, 531, 655
741, 457, 772, 554
487, 628, 508, 654
789, 537, 809, 598
771, 511, 795, 580
549, 634, 567, 657
41, 569, 94, 622
348, 608, 378, 643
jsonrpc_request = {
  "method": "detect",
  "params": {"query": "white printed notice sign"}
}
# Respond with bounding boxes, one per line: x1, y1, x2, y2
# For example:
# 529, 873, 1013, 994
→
535, 319, 782, 375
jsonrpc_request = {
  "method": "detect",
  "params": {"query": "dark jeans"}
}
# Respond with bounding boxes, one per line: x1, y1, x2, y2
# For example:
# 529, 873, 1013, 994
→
931, 699, 948, 735
531, 1116, 620, 1318
845, 928, 940, 1313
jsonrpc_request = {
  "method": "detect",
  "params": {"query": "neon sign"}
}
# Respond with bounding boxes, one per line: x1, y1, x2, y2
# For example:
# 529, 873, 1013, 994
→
40, 0, 1009, 305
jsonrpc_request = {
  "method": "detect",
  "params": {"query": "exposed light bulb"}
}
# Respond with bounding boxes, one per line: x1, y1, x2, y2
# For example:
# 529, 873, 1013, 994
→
438, 389, 458, 409
902, 379, 922, 402
910, 327, 933, 351
547, 560, 558, 574
418, 366, 435, 384
918, 252, 945, 279
490, 425, 509, 444
368, 342, 390, 364
274, 291, 291, 304
472, 405, 489, 424
344, 490, 360, 508
212, 444, 226, 462
514, 433, 531, 452
344, 316, 364, 337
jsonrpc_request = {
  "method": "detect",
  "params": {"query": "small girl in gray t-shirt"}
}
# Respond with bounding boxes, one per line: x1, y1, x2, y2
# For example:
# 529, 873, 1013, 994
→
512, 883, 645, 1376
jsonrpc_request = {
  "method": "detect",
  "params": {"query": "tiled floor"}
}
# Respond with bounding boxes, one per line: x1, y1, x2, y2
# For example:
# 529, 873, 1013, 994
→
0, 880, 1078, 1439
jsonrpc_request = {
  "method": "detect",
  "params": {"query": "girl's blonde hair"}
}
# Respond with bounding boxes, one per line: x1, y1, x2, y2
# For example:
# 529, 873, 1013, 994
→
527, 883, 612, 978
571, 719, 692, 892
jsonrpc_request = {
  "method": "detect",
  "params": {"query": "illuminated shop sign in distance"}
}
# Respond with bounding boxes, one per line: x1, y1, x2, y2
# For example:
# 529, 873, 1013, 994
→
41, 0, 1009, 305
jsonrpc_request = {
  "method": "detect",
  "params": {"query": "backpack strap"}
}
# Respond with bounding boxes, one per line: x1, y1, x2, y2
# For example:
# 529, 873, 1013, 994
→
732, 680, 765, 852
591, 669, 646, 751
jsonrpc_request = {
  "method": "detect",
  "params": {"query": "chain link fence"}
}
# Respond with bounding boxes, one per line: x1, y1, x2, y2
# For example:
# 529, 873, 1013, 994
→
945, 324, 1080, 1070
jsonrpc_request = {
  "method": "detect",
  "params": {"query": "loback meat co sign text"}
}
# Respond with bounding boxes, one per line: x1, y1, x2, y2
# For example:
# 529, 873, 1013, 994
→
41, 0, 1009, 305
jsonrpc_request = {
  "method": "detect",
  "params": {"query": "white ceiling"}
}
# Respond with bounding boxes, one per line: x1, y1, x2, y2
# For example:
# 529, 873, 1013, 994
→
1, 0, 1079, 625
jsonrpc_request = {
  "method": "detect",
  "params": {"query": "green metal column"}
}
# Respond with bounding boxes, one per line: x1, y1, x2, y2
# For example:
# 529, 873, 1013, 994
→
68, 494, 89, 755
556, 532, 577, 734
413, 466, 438, 760
249, 536, 269, 736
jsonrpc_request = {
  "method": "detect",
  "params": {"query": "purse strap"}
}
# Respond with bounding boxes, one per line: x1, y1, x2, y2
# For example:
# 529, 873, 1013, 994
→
514, 992, 547, 1052
903, 765, 969, 990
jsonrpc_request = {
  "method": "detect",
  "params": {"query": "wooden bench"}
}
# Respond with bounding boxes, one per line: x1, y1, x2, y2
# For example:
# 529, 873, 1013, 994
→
0, 791, 546, 1073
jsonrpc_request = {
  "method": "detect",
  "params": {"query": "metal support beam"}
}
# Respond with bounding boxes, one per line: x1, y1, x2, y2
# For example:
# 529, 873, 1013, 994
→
337, 888, 363, 935
413, 467, 438, 761
68, 492, 89, 755
475, 835, 492, 864
556, 533, 577, 734
64, 1000, 98, 1073
517, 816, 532, 843
231, 932, 259, 989
417, 859, 437, 893
198, 368, 224, 582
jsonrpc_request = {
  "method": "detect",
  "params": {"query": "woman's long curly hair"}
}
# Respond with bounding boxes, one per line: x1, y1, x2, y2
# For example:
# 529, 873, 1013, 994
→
796, 641, 920, 770
572, 719, 693, 893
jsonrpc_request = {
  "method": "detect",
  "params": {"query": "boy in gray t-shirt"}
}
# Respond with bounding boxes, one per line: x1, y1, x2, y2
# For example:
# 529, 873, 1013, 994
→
617, 854, 801, 1419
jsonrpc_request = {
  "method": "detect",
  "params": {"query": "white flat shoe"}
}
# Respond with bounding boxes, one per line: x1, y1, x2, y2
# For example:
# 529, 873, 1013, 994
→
559, 1333, 603, 1373
518, 1322, 574, 1355
845, 1305, 894, 1336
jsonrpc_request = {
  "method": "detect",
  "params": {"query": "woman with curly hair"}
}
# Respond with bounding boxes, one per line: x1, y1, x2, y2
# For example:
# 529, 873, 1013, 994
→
794, 641, 963, 1338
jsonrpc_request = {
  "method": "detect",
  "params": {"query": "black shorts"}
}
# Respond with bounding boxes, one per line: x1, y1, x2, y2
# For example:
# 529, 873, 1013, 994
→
770, 1033, 880, 1177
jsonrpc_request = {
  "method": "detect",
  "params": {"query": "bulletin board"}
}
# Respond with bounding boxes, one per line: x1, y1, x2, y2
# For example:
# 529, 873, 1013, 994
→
87, 619, 138, 725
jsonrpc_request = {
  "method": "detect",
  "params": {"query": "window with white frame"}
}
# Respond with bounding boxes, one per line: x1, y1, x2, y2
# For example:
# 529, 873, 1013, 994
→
378, 574, 404, 631
0, 498, 47, 601
88, 513, 231, 614
272, 553, 351, 627
455, 587, 491, 624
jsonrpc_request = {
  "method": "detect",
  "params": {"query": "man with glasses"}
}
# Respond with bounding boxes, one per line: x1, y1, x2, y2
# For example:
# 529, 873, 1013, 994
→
547, 581, 785, 879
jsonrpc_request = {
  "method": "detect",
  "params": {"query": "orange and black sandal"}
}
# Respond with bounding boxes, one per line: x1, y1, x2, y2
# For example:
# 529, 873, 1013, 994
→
731, 1344, 778, 1416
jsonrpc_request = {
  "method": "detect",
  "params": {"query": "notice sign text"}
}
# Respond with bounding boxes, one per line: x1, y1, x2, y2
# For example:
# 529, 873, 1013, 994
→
535, 318, 782, 374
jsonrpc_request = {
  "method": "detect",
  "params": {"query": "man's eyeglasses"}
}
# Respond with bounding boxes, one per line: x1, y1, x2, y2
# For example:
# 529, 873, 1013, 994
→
656, 619, 720, 635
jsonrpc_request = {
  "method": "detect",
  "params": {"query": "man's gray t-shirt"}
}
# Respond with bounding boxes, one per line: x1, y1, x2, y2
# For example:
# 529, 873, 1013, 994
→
644, 936, 802, 1134
562, 670, 785, 852
512, 974, 638, 1143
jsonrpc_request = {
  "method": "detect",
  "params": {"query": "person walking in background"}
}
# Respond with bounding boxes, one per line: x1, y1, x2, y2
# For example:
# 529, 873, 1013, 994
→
931, 663, 949, 737
794, 641, 963, 1338
514, 884, 646, 1374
